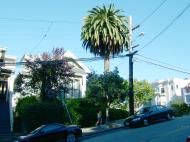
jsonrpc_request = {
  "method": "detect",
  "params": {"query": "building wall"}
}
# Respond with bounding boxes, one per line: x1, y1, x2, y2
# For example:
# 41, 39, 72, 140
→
182, 83, 190, 106
152, 78, 190, 106
0, 48, 16, 132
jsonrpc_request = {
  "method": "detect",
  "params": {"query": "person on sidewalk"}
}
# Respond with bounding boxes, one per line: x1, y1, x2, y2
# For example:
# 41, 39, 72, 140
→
96, 111, 102, 126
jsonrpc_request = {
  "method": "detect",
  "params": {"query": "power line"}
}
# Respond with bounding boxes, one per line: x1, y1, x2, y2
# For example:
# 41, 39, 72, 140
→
134, 57, 190, 75
3, 53, 190, 75
138, 2, 190, 52
139, 0, 168, 25
2, 54, 128, 67
30, 22, 54, 54
136, 54, 190, 72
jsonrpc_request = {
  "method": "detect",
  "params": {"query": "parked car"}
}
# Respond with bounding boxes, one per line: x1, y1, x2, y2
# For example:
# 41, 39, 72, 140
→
124, 105, 174, 127
14, 123, 82, 142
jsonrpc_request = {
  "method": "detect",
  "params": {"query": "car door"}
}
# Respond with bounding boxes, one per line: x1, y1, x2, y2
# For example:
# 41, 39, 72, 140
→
156, 105, 168, 119
30, 124, 63, 142
147, 106, 159, 123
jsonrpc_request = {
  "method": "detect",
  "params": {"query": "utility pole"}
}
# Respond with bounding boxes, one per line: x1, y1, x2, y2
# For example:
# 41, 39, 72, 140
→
128, 16, 138, 115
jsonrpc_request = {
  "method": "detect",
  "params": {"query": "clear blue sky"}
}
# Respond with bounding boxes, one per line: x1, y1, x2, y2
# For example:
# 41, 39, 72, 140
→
0, 0, 190, 82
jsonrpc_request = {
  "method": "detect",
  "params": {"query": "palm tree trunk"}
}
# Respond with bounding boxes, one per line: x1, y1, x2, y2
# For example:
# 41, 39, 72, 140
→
104, 57, 110, 72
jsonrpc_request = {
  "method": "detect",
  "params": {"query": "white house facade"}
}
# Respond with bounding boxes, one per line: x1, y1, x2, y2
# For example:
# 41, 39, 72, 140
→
181, 83, 190, 106
63, 51, 90, 98
151, 78, 190, 106
0, 47, 16, 133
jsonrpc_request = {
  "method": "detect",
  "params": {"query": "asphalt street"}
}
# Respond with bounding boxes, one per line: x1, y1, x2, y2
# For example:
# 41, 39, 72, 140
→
82, 116, 190, 142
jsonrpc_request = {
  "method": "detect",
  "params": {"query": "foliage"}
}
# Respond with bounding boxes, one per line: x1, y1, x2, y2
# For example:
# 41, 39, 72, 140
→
65, 98, 128, 127
109, 108, 129, 121
81, 4, 129, 72
14, 48, 74, 101
86, 68, 126, 108
65, 99, 82, 125
66, 98, 101, 127
171, 101, 190, 116
14, 96, 67, 132
133, 80, 155, 109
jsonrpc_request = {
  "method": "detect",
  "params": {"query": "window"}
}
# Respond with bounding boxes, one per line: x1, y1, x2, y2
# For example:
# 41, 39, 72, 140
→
0, 81, 8, 100
41, 124, 62, 133
171, 85, 173, 90
149, 106, 158, 112
186, 95, 190, 103
156, 105, 166, 110
161, 88, 165, 94
176, 85, 178, 89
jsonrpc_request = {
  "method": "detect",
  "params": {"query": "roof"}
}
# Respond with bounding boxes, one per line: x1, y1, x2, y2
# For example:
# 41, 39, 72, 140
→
64, 51, 91, 74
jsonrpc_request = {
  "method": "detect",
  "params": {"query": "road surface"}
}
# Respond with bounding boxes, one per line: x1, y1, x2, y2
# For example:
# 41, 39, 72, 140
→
82, 116, 190, 142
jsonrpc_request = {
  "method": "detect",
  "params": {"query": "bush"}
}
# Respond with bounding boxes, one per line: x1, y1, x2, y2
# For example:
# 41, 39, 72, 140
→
14, 97, 67, 133
171, 102, 190, 117
66, 98, 102, 127
109, 108, 129, 121
14, 97, 130, 131
14, 96, 38, 132
65, 99, 82, 125
66, 98, 129, 127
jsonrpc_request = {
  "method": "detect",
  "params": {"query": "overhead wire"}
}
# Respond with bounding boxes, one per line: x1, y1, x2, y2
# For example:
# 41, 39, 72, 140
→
136, 54, 190, 72
134, 57, 190, 75
138, 2, 190, 52
29, 21, 54, 54
3, 52, 190, 75
139, 0, 168, 25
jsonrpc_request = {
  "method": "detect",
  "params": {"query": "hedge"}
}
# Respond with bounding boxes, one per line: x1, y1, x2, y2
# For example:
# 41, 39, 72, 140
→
14, 97, 129, 132
14, 97, 67, 133
171, 102, 190, 117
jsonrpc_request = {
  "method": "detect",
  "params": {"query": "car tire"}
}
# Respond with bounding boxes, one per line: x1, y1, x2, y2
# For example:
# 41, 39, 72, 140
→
123, 120, 130, 127
143, 119, 149, 126
66, 133, 76, 142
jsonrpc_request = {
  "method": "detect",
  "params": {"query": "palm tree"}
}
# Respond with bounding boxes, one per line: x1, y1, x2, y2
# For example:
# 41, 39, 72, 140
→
81, 4, 129, 72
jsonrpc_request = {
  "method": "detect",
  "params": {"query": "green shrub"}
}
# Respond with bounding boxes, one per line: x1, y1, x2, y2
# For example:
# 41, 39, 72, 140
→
65, 99, 82, 125
65, 98, 129, 127
14, 97, 130, 131
171, 102, 190, 116
14, 97, 67, 133
109, 108, 129, 121
14, 96, 38, 132
66, 98, 102, 127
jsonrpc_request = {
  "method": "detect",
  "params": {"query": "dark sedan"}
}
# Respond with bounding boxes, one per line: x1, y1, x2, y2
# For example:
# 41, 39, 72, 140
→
124, 105, 174, 127
14, 123, 82, 142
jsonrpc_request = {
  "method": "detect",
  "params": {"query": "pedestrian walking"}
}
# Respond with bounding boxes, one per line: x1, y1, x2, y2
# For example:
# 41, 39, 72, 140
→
96, 111, 102, 126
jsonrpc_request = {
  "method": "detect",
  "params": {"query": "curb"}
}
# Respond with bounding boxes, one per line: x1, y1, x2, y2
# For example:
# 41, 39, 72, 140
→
80, 125, 125, 141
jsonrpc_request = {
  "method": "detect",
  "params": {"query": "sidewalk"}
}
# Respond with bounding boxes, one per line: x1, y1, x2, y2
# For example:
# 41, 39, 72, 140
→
82, 119, 125, 136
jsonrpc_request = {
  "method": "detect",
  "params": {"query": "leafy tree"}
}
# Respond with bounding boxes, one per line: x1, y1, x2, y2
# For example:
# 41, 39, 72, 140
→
133, 80, 155, 109
14, 48, 74, 101
99, 68, 126, 106
81, 4, 129, 72
86, 68, 126, 109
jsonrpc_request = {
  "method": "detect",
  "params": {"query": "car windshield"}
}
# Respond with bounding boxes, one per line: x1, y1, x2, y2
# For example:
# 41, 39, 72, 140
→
30, 125, 45, 134
136, 107, 151, 115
